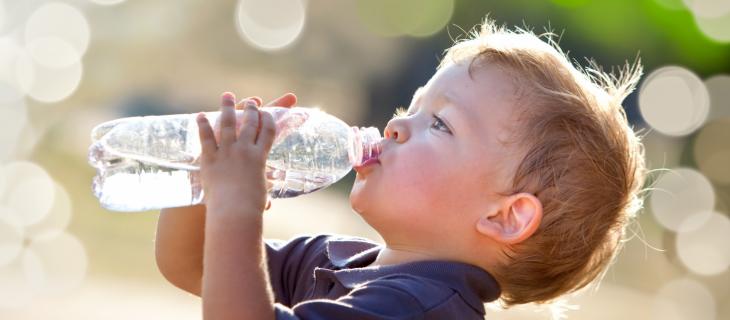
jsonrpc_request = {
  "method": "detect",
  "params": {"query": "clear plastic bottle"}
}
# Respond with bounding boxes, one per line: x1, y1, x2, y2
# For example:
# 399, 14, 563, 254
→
88, 107, 382, 212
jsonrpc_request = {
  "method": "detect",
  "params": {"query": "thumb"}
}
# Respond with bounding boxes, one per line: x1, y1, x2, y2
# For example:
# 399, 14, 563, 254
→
265, 93, 297, 108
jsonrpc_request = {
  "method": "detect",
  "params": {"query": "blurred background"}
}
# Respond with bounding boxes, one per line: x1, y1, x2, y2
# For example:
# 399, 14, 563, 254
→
0, 0, 729, 319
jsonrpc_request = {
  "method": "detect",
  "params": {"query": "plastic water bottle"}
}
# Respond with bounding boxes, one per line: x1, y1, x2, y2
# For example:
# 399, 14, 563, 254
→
88, 107, 382, 212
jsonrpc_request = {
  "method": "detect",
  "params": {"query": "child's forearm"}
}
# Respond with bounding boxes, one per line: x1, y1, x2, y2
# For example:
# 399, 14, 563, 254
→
155, 205, 206, 295
202, 207, 274, 320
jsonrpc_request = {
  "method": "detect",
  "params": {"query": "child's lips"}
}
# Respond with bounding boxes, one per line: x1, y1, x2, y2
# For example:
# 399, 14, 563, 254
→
354, 158, 380, 175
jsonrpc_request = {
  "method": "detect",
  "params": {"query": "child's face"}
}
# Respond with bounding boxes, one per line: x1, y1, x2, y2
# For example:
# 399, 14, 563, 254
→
350, 61, 523, 248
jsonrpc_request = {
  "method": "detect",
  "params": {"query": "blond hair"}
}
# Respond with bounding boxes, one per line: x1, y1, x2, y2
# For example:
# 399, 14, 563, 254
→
440, 18, 646, 307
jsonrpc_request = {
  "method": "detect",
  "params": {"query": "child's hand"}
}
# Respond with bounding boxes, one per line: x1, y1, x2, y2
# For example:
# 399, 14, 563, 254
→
212, 93, 297, 149
195, 92, 277, 216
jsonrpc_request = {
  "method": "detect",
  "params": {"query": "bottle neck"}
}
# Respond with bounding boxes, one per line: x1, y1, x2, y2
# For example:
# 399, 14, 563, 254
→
352, 126, 382, 166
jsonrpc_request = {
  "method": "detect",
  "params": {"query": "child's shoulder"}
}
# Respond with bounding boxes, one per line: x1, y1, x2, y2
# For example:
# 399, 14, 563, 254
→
266, 233, 377, 254
265, 233, 379, 268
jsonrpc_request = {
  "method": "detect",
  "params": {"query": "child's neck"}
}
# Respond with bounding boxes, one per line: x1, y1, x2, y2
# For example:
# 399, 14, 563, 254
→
367, 245, 440, 267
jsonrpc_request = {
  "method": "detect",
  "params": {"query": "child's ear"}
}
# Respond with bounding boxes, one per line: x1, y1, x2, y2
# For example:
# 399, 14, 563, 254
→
476, 193, 543, 245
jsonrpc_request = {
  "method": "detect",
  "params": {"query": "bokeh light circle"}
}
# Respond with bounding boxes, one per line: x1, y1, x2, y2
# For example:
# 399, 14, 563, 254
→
652, 278, 716, 320
89, 0, 127, 5
705, 75, 730, 120
0, 74, 25, 105
14, 50, 35, 96
649, 168, 715, 232
20, 248, 43, 290
26, 36, 81, 69
0, 2, 5, 31
683, 0, 730, 18
642, 132, 685, 169
25, 232, 87, 294
235, 0, 306, 51
357, 0, 454, 37
24, 2, 90, 58
676, 212, 730, 275
694, 11, 730, 43
639, 66, 710, 136
402, 0, 454, 37
15, 49, 83, 103
0, 257, 36, 309
0, 209, 24, 267
0, 37, 28, 97
2, 162, 56, 227
693, 119, 730, 185
24, 183, 72, 240
0, 90, 27, 162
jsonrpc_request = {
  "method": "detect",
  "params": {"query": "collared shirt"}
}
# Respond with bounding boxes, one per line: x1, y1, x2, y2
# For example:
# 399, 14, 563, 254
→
266, 234, 501, 319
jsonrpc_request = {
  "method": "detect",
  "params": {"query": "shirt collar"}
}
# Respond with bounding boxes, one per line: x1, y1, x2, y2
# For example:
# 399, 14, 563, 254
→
325, 238, 502, 314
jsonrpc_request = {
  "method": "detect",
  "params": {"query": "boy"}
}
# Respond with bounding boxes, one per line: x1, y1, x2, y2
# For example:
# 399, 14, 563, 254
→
155, 19, 645, 319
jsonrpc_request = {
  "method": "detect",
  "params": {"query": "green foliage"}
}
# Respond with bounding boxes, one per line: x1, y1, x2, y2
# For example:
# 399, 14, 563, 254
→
449, 0, 729, 74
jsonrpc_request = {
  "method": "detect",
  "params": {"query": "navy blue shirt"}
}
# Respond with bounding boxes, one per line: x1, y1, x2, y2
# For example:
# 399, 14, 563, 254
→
265, 234, 501, 319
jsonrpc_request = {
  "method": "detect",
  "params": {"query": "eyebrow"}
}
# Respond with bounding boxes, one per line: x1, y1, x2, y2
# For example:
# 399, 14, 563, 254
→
407, 87, 471, 134
441, 91, 471, 134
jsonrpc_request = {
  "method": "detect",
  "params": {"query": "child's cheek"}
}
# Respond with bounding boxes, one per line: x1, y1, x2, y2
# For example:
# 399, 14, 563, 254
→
390, 162, 433, 201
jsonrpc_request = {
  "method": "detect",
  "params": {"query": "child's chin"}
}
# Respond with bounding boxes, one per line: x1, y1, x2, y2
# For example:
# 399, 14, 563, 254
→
349, 181, 374, 214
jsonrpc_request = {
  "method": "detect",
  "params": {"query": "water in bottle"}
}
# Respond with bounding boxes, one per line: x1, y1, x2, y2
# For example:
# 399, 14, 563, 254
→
88, 107, 382, 212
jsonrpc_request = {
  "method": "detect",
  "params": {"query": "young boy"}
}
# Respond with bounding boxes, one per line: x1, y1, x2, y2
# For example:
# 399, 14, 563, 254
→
155, 19, 645, 319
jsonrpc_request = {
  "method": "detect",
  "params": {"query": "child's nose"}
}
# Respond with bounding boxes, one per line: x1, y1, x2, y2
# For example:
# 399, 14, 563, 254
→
384, 120, 407, 143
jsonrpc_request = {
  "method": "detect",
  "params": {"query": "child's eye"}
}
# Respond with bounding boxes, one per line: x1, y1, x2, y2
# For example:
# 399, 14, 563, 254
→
392, 107, 452, 134
431, 115, 452, 134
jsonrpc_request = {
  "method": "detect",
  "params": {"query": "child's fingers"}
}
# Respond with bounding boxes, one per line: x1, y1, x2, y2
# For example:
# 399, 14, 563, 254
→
235, 96, 262, 110
233, 98, 260, 136
264, 93, 297, 108
219, 92, 237, 147
238, 101, 261, 145
196, 113, 217, 157
256, 109, 276, 151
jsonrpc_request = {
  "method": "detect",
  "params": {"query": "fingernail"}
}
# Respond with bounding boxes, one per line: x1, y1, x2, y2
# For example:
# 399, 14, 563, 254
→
245, 100, 257, 108
222, 92, 235, 107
